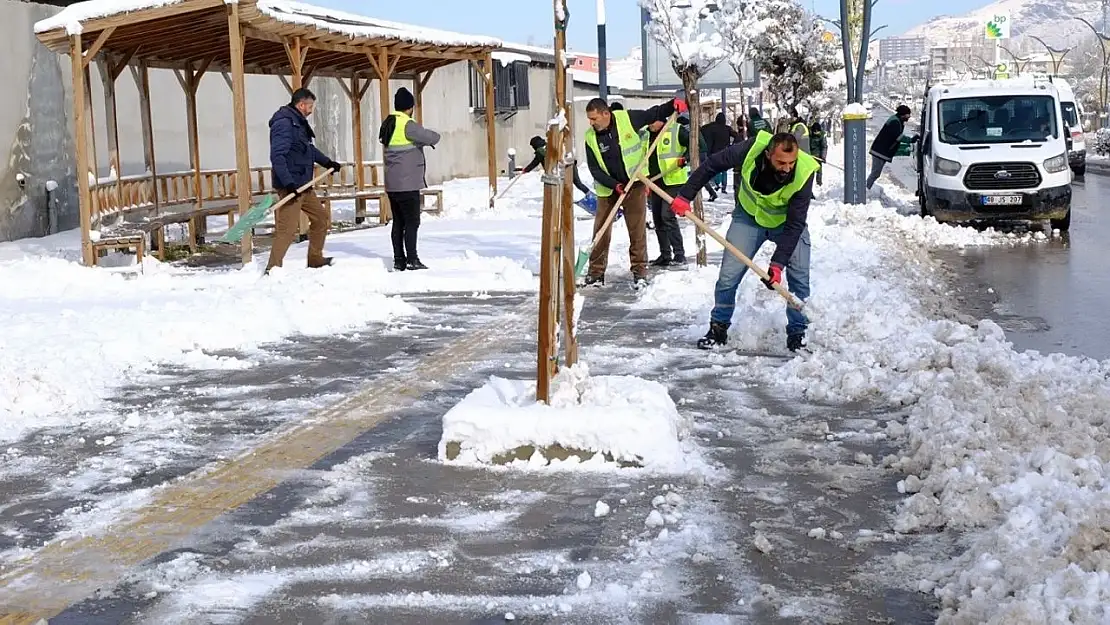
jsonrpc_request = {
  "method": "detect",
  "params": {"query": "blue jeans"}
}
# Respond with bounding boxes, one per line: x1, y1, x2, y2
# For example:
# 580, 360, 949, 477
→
710, 209, 810, 336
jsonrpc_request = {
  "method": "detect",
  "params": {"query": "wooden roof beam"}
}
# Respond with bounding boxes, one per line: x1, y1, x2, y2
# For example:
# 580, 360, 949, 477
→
81, 27, 115, 68
40, 0, 226, 49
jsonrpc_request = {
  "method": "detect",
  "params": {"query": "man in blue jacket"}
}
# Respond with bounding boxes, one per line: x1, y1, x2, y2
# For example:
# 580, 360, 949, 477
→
265, 88, 342, 272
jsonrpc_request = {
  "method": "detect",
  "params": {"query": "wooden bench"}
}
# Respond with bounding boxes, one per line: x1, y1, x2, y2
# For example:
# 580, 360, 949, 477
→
144, 203, 243, 260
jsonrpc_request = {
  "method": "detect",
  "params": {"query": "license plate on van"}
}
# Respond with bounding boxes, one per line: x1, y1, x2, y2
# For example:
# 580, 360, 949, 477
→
981, 195, 1023, 206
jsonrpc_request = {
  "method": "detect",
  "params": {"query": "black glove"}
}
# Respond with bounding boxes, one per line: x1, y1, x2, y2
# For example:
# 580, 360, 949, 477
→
281, 186, 302, 197
324, 159, 343, 173
910, 135, 920, 144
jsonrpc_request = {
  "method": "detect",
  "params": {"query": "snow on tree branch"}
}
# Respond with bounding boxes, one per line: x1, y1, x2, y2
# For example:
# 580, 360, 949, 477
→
716, 0, 790, 80
750, 0, 842, 116
639, 0, 726, 77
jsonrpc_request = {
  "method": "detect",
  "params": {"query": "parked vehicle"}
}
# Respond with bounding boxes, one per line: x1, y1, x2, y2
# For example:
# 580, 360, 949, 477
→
1052, 79, 1086, 176
915, 76, 1072, 231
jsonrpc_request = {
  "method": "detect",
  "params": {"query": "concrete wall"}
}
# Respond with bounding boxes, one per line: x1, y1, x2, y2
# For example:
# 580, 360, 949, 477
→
0, 0, 674, 242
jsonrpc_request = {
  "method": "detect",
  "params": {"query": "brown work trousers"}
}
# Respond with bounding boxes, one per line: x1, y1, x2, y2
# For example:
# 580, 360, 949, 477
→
265, 189, 331, 270
588, 185, 648, 279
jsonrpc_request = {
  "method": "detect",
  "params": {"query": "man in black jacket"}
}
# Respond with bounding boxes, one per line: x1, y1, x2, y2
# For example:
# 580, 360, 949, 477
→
265, 88, 342, 272
866, 104, 917, 189
584, 96, 684, 288
700, 112, 739, 192
670, 132, 820, 352
520, 136, 592, 196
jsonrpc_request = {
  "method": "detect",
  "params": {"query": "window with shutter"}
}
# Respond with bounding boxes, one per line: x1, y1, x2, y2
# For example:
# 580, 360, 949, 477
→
467, 60, 531, 114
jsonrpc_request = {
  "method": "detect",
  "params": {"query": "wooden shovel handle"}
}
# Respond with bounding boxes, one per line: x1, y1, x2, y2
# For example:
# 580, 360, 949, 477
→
637, 175, 807, 313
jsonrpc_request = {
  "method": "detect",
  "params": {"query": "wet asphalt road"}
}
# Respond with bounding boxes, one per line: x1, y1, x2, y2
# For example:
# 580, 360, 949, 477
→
871, 111, 1110, 361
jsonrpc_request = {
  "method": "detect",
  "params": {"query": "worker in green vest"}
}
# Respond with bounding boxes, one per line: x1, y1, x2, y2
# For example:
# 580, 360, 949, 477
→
789, 107, 811, 153
670, 131, 820, 352
583, 96, 686, 289
645, 117, 689, 267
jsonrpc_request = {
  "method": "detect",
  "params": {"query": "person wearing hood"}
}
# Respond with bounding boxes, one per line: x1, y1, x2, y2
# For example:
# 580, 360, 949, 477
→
809, 121, 828, 186
379, 87, 441, 271
265, 88, 343, 273
747, 106, 771, 137
700, 112, 739, 193
668, 131, 819, 353
866, 104, 917, 189
520, 135, 592, 196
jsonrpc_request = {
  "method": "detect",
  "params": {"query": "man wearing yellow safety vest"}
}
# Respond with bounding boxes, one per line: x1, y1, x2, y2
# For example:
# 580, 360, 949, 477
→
378, 87, 441, 271
583, 96, 686, 288
645, 117, 689, 267
789, 108, 811, 154
670, 131, 819, 352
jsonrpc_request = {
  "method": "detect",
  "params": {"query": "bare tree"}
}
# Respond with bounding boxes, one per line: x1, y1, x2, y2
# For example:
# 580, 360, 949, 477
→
641, 0, 727, 267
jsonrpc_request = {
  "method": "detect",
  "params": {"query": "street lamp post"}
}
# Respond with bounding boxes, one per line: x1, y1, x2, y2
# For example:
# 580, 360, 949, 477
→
1029, 35, 1072, 76
999, 45, 1031, 76
597, 0, 607, 98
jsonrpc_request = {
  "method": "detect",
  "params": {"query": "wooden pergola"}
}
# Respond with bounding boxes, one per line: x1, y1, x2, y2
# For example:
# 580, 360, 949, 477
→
34, 0, 502, 266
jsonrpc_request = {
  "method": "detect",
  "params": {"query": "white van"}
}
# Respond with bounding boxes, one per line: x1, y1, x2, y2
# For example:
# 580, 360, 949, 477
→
914, 77, 1073, 231
1052, 78, 1086, 176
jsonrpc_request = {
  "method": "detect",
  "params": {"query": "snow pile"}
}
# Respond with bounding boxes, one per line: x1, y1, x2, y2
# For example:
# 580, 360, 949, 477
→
438, 364, 695, 472
843, 102, 870, 117
639, 180, 1110, 620
35, 0, 187, 34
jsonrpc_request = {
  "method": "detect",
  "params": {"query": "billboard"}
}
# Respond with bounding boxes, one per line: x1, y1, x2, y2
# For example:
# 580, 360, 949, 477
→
985, 12, 1011, 40
640, 8, 760, 91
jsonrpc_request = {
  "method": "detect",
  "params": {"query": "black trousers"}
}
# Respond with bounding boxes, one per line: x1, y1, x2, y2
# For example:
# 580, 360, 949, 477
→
387, 191, 421, 262
649, 182, 685, 260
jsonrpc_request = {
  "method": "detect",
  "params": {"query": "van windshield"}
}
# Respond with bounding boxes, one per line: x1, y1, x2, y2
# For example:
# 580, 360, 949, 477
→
938, 95, 1059, 144
1061, 102, 1079, 129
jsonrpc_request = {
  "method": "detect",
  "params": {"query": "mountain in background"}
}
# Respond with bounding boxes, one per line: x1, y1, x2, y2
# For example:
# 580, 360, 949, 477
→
902, 0, 1104, 47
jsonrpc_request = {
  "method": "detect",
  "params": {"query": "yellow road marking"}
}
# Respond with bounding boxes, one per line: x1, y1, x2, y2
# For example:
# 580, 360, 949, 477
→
0, 300, 532, 623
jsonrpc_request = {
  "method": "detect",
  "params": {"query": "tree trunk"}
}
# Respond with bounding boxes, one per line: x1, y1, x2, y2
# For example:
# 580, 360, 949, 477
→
681, 69, 707, 267
855, 0, 873, 100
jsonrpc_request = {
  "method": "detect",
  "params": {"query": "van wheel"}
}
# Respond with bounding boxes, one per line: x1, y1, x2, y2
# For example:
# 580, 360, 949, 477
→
1050, 209, 1071, 232
1072, 165, 1086, 177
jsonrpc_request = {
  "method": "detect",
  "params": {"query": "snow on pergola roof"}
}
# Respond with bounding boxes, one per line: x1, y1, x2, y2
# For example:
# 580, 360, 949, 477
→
34, 0, 501, 78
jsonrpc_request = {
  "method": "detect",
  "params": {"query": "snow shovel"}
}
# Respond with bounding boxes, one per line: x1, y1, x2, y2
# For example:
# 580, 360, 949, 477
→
220, 169, 335, 244
495, 170, 530, 201
573, 112, 679, 278
637, 175, 810, 315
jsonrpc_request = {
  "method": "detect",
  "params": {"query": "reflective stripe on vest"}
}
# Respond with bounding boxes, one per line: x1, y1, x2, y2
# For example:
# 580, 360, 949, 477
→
737, 131, 820, 229
585, 110, 646, 197
386, 112, 415, 151
656, 121, 689, 186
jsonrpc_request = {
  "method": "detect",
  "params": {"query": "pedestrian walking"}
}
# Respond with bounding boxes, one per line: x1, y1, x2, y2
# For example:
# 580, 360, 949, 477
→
645, 118, 688, 268
669, 131, 820, 352
809, 121, 828, 186
521, 135, 593, 196
866, 104, 917, 189
700, 112, 739, 193
379, 87, 441, 271
789, 108, 811, 154
265, 88, 342, 272
583, 95, 686, 289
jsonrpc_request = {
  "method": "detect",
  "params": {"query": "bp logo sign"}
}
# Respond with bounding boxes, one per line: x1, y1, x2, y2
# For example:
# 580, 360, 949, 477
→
985, 13, 1011, 40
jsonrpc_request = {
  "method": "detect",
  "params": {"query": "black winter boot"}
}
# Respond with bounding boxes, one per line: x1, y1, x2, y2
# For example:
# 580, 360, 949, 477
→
697, 322, 729, 350
407, 259, 429, 270
583, 274, 605, 287
787, 333, 807, 352
393, 259, 407, 271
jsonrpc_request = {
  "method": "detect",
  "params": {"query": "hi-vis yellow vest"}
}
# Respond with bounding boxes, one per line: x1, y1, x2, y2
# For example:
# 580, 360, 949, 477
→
737, 131, 819, 228
585, 110, 646, 197
655, 120, 689, 186
388, 111, 413, 147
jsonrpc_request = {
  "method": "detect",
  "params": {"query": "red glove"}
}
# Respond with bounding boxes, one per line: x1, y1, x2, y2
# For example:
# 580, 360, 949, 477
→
761, 263, 784, 290
671, 195, 692, 217
677, 157, 687, 167
673, 97, 688, 114
614, 183, 626, 195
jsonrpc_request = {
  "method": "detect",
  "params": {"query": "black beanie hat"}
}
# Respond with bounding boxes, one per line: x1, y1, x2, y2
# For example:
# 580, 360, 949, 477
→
896, 104, 911, 116
394, 87, 415, 111
529, 136, 546, 150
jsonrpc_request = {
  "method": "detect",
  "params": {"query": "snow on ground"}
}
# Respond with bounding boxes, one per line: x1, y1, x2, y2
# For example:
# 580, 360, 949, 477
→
0, 174, 576, 444
637, 168, 1110, 622
438, 363, 701, 473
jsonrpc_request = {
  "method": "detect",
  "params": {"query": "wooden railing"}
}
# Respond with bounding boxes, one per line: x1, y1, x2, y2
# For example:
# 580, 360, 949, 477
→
89, 161, 384, 221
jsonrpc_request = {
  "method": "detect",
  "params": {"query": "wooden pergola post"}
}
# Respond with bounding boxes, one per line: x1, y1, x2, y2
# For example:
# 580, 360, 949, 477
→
130, 61, 159, 214
413, 69, 434, 124
337, 73, 373, 222
227, 3, 252, 265
98, 49, 134, 213
174, 56, 212, 251
368, 47, 399, 223
70, 34, 94, 265
283, 36, 312, 238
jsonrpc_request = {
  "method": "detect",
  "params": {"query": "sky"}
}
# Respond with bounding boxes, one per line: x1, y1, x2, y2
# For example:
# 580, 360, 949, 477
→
323, 0, 994, 56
